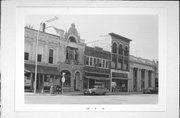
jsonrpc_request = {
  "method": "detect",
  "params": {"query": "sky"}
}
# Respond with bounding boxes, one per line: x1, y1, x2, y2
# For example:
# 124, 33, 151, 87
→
26, 15, 158, 60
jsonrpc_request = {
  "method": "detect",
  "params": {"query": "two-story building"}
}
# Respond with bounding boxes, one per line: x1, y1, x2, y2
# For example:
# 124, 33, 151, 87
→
24, 23, 86, 92
83, 46, 111, 90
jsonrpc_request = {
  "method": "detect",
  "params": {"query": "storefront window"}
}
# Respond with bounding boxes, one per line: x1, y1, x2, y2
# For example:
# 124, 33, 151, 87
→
64, 77, 71, 87
44, 75, 51, 86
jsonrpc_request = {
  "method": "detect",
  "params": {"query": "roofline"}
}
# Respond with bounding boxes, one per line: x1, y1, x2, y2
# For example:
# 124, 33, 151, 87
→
25, 27, 60, 38
109, 33, 132, 42
85, 46, 111, 54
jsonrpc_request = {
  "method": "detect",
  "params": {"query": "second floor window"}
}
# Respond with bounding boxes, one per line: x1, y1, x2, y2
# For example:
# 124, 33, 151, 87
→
124, 46, 129, 56
90, 57, 93, 66
37, 54, 42, 62
85, 56, 89, 65
99, 59, 102, 67
106, 60, 109, 68
112, 55, 117, 63
103, 60, 105, 68
119, 44, 123, 55
124, 59, 128, 70
118, 57, 123, 69
94, 58, 97, 67
66, 47, 78, 60
25, 52, 29, 60
112, 43, 117, 53
49, 49, 53, 64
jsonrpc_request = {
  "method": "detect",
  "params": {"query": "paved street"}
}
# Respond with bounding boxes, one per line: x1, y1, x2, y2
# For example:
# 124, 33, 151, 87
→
25, 93, 158, 104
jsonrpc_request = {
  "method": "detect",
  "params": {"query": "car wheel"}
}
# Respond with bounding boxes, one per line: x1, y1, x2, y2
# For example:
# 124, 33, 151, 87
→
103, 92, 106, 95
92, 92, 95, 95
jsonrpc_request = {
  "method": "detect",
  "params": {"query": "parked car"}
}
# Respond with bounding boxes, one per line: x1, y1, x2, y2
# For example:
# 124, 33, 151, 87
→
83, 86, 109, 95
143, 88, 158, 94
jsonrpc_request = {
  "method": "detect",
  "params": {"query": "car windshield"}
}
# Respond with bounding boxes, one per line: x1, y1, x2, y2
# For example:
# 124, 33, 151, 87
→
91, 85, 102, 88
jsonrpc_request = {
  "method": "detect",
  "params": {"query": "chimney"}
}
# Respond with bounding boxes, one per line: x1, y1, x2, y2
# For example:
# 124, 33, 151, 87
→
41, 23, 46, 32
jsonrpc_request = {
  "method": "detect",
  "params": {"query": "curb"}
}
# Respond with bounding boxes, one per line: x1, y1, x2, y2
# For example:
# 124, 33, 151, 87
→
25, 92, 144, 96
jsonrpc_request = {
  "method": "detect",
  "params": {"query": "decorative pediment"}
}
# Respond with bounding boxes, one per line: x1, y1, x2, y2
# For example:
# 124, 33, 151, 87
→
65, 23, 80, 43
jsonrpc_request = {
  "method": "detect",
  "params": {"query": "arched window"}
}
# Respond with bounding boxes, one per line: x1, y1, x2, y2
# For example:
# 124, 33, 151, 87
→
69, 36, 76, 43
118, 44, 123, 55
112, 43, 117, 53
124, 46, 129, 56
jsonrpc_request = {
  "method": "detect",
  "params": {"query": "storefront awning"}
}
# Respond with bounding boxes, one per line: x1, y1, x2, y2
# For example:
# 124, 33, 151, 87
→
112, 77, 130, 80
85, 76, 110, 80
25, 64, 59, 75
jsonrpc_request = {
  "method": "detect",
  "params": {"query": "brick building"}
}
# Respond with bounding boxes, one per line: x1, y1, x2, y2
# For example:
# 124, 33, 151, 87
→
88, 33, 132, 92
84, 46, 111, 90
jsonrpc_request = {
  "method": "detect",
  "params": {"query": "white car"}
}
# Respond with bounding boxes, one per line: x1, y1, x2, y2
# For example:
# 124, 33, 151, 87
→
84, 86, 109, 95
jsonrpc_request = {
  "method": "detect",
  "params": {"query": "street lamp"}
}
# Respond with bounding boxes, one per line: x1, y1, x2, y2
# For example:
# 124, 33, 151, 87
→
34, 17, 58, 93
61, 72, 66, 94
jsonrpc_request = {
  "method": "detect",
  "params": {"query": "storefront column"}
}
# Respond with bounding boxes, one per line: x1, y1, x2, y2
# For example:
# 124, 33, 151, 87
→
87, 79, 89, 89
80, 80, 83, 91
110, 71, 112, 92
79, 74, 82, 91
137, 69, 141, 91
145, 70, 148, 89
128, 68, 133, 92
30, 73, 33, 90
53, 75, 56, 85
151, 71, 155, 88
71, 73, 74, 92
38, 74, 40, 91
41, 74, 44, 93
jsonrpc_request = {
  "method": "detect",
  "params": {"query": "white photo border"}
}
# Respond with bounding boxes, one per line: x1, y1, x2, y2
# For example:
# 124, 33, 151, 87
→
15, 7, 167, 112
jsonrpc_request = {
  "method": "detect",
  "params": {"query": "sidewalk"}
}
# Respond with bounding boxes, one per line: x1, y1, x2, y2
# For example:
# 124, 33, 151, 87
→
25, 91, 83, 96
25, 91, 143, 96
